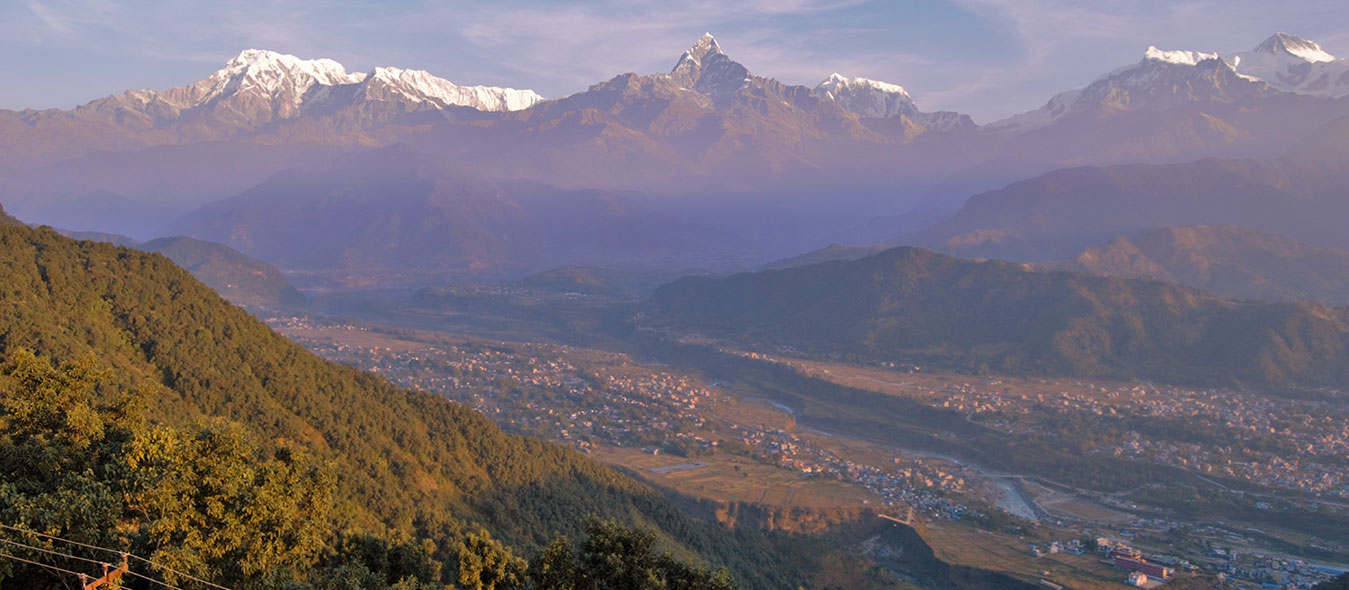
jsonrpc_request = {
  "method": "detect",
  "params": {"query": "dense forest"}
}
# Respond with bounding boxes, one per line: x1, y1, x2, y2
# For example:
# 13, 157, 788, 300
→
0, 224, 826, 589
650, 246, 1349, 387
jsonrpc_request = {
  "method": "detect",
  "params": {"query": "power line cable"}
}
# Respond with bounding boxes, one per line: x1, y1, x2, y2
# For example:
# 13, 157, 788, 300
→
0, 549, 91, 582
0, 524, 114, 557
1, 534, 204, 590
0, 524, 234, 590
124, 568, 190, 590
0, 536, 112, 568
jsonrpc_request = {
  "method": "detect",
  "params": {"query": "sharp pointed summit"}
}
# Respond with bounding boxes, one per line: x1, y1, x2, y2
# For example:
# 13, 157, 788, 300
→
674, 33, 722, 69
1251, 32, 1336, 63
1228, 32, 1349, 98
667, 33, 748, 94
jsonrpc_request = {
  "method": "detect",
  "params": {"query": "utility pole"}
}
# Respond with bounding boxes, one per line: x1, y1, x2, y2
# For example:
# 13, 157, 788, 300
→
80, 553, 128, 590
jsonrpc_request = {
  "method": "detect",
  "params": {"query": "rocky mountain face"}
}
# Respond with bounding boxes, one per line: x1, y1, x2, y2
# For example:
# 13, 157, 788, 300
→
1228, 33, 1349, 99
1041, 226, 1349, 306
990, 46, 1274, 133
813, 73, 976, 134
404, 33, 951, 192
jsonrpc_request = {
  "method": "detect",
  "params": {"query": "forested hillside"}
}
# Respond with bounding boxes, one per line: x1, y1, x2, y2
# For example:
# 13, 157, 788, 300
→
1043, 225, 1349, 306
139, 236, 309, 309
650, 247, 1349, 387
0, 223, 817, 589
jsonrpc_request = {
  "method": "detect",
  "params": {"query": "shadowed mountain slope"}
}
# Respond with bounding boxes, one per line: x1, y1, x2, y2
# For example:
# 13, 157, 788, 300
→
139, 236, 309, 309
759, 243, 891, 271
1043, 226, 1349, 306
650, 247, 1349, 387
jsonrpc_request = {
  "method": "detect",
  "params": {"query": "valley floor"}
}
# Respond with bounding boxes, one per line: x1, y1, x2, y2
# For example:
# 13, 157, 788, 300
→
260, 297, 1349, 590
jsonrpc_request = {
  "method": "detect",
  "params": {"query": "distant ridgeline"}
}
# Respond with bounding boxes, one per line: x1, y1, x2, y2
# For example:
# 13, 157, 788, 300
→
1042, 225, 1349, 307
650, 247, 1349, 388
138, 236, 310, 310
0, 223, 830, 590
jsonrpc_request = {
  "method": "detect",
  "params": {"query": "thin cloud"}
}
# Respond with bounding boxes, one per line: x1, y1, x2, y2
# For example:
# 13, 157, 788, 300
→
22, 0, 74, 36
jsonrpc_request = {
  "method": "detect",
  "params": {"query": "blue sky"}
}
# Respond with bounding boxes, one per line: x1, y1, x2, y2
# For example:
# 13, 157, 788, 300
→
3, 0, 1347, 122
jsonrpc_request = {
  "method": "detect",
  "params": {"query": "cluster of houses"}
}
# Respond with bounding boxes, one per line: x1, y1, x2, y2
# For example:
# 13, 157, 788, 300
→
1211, 547, 1344, 589
274, 317, 1347, 587
284, 320, 990, 523
729, 423, 975, 520
740, 345, 1349, 500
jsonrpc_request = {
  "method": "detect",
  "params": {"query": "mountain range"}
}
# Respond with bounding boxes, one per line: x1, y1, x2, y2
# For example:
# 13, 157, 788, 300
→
2, 32, 1347, 284
5, 48, 541, 162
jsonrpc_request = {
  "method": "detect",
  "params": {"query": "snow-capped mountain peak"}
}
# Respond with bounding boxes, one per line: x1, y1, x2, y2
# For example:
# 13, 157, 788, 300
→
668, 33, 749, 94
195, 49, 366, 110
221, 49, 365, 86
813, 73, 974, 132
72, 48, 547, 135
813, 73, 917, 119
818, 73, 911, 97
362, 66, 543, 112
674, 33, 722, 73
1251, 32, 1336, 63
989, 43, 1267, 133
1142, 45, 1220, 66
1228, 33, 1348, 98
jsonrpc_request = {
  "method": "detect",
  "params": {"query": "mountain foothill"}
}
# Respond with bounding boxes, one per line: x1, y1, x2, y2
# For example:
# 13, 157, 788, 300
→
650, 246, 1349, 388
